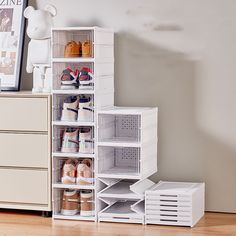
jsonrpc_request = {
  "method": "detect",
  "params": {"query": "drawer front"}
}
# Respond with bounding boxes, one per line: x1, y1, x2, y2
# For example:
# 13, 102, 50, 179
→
0, 97, 48, 131
0, 169, 48, 205
0, 133, 48, 168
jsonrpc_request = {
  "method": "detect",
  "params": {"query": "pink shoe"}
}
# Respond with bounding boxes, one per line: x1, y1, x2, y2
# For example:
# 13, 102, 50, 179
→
76, 159, 94, 185
61, 159, 77, 184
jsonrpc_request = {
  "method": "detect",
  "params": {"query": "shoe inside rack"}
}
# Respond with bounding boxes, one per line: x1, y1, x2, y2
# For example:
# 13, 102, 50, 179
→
79, 127, 94, 154
61, 189, 80, 216
79, 67, 94, 90
61, 128, 79, 153
77, 95, 94, 122
80, 190, 94, 216
64, 41, 81, 58
76, 159, 94, 185
61, 96, 79, 121
61, 159, 77, 184
60, 68, 80, 90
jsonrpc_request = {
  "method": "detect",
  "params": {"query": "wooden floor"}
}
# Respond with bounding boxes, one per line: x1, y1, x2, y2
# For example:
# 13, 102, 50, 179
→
0, 211, 236, 236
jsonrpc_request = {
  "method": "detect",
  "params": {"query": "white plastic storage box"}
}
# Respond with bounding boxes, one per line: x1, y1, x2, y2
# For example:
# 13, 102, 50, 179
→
53, 188, 95, 221
97, 107, 158, 179
52, 27, 113, 59
52, 126, 95, 155
52, 94, 95, 123
52, 27, 114, 101
97, 178, 154, 224
145, 181, 205, 227
52, 61, 114, 95
52, 157, 95, 189
52, 27, 114, 222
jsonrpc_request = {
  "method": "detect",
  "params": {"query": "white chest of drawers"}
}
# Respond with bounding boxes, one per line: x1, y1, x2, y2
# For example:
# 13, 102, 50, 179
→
0, 91, 51, 212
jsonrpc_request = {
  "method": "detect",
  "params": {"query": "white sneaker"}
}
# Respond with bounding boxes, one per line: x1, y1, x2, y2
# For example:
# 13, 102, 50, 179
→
61, 128, 79, 153
61, 96, 78, 121
79, 128, 94, 154
79, 67, 94, 90
77, 95, 94, 122
60, 68, 79, 90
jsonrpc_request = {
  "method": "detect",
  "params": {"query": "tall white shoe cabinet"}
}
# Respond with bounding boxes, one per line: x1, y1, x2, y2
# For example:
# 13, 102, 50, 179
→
51, 27, 114, 221
51, 27, 158, 224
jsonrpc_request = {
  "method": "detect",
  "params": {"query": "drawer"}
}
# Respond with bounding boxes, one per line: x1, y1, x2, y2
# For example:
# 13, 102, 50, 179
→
0, 133, 48, 168
0, 97, 48, 131
0, 168, 48, 205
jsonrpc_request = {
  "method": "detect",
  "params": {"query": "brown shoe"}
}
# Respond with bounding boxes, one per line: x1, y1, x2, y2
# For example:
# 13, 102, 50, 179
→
80, 190, 94, 216
64, 41, 81, 57
82, 40, 92, 57
61, 189, 80, 216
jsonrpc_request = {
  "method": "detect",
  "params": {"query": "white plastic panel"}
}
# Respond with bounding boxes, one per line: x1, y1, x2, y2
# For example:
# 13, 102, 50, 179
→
94, 29, 114, 45
52, 94, 94, 123
99, 181, 138, 199
52, 157, 94, 187
53, 188, 95, 220
98, 114, 141, 144
98, 146, 140, 178
52, 62, 94, 91
52, 30, 94, 58
130, 179, 155, 196
145, 181, 205, 227
131, 199, 145, 215
94, 45, 113, 59
98, 200, 144, 224
53, 126, 94, 154
98, 178, 154, 199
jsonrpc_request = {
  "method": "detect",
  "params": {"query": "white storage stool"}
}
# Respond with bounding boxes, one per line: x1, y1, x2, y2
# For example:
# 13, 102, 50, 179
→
145, 181, 205, 227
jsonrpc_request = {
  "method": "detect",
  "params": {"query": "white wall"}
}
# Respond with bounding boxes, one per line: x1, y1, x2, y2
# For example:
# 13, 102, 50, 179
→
22, 0, 236, 212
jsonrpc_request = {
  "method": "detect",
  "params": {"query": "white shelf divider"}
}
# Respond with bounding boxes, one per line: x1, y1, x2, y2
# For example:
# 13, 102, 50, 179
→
52, 152, 95, 159
53, 183, 95, 190
53, 214, 96, 221
52, 89, 94, 95
52, 121, 95, 127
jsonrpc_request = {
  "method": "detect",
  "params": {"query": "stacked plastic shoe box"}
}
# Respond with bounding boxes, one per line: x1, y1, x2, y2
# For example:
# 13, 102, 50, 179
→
97, 107, 158, 224
145, 181, 205, 227
51, 27, 114, 221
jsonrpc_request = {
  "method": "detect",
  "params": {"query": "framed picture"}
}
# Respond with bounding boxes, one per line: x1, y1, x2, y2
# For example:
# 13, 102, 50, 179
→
0, 0, 27, 91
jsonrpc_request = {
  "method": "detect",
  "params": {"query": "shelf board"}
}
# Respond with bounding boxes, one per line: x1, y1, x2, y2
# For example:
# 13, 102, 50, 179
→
52, 58, 94, 63
98, 106, 157, 115
97, 140, 141, 148
53, 214, 95, 221
53, 183, 95, 190
52, 57, 114, 64
52, 26, 113, 32
98, 174, 140, 180
53, 120, 95, 127
98, 181, 142, 200
99, 201, 143, 216
53, 152, 95, 158
52, 89, 94, 95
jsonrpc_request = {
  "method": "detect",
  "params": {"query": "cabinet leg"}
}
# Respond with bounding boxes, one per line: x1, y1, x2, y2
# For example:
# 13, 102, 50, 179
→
42, 211, 52, 217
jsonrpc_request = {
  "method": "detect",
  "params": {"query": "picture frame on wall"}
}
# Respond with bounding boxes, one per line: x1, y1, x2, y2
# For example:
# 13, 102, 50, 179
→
0, 0, 27, 91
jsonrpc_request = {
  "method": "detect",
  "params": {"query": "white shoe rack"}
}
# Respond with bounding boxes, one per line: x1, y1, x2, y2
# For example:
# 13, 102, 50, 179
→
97, 107, 158, 224
52, 27, 114, 221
